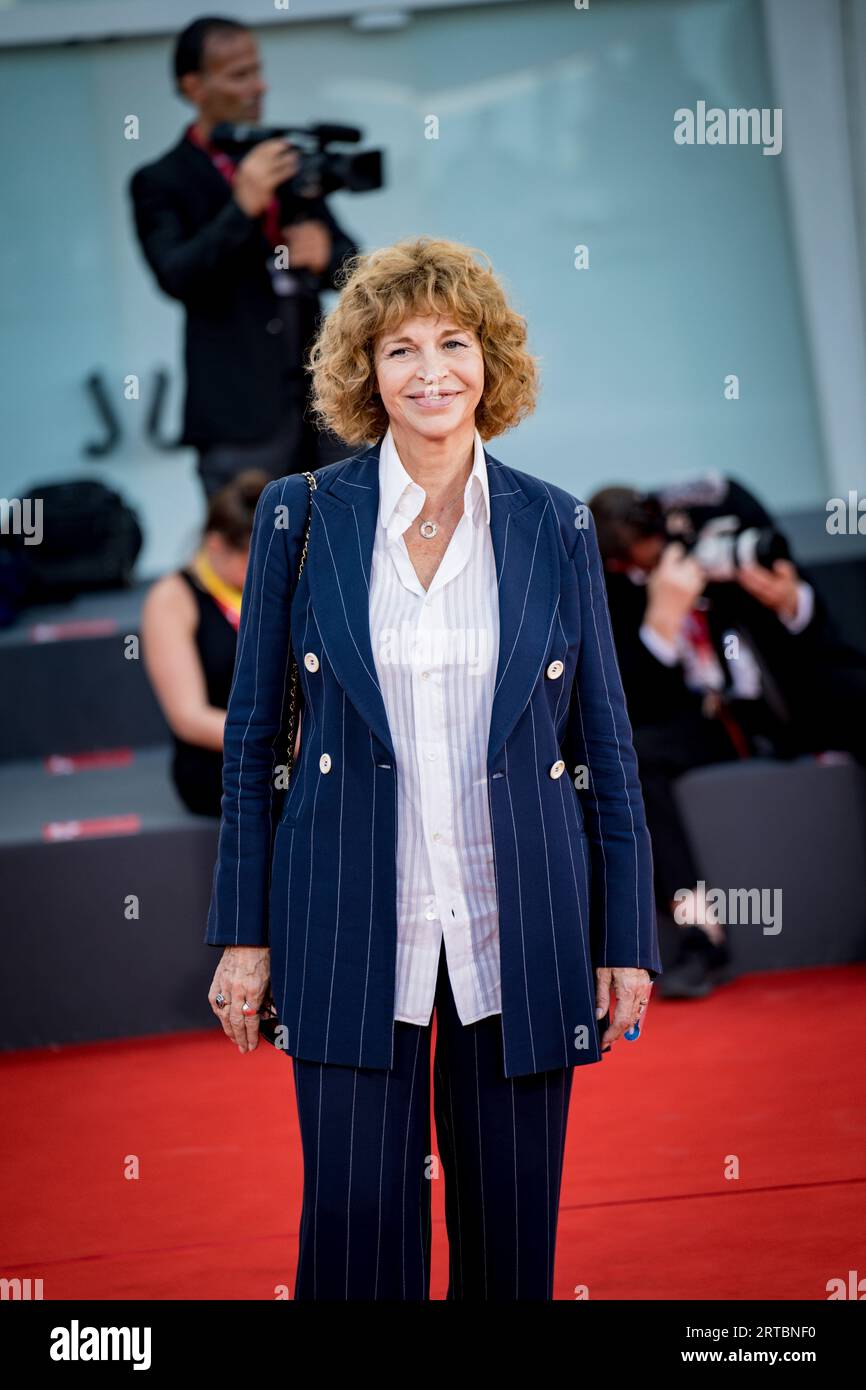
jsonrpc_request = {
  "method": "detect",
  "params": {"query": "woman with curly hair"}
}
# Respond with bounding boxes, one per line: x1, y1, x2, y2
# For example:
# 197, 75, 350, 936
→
204, 236, 661, 1301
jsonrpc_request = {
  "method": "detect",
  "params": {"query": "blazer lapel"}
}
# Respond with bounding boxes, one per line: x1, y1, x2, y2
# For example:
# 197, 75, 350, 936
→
306, 445, 395, 758
306, 441, 559, 769
485, 456, 559, 766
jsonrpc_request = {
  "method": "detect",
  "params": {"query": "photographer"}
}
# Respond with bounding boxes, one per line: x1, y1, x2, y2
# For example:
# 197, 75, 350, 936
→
590, 475, 866, 998
129, 15, 359, 497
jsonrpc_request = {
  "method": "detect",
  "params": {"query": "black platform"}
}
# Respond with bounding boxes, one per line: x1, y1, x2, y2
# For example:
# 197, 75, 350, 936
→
0, 584, 222, 1051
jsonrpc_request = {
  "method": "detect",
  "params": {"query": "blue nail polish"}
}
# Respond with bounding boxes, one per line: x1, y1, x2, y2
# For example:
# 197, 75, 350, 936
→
624, 1021, 640, 1041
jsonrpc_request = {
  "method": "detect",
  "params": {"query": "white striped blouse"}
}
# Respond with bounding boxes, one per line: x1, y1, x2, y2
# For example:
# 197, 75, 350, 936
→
369, 425, 502, 1025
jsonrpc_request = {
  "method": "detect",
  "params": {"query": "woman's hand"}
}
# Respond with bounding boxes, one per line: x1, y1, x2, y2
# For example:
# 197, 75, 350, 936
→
208, 946, 271, 1053
595, 966, 652, 1050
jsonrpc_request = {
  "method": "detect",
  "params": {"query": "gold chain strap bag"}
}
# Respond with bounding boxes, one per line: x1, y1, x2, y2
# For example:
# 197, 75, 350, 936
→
259, 468, 317, 1048
283, 470, 318, 782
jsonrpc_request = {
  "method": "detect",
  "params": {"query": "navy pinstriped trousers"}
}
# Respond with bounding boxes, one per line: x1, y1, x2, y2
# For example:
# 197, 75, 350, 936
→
291, 942, 574, 1301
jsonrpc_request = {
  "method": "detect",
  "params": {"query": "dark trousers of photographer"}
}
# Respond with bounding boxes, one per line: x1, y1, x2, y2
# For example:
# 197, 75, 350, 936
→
196, 379, 319, 499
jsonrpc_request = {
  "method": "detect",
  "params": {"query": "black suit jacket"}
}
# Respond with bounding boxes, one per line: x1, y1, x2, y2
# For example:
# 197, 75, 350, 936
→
603, 568, 815, 733
129, 132, 358, 448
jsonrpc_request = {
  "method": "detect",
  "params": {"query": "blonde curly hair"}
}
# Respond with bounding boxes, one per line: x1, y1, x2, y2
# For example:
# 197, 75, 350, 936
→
306, 236, 539, 445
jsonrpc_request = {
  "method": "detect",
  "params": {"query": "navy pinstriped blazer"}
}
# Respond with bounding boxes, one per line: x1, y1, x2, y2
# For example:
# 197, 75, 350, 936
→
205, 439, 662, 1078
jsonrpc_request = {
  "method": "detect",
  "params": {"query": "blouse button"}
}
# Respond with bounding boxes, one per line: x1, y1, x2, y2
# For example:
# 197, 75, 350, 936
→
546, 659, 564, 679
549, 759, 566, 779
304, 652, 320, 672
319, 753, 332, 773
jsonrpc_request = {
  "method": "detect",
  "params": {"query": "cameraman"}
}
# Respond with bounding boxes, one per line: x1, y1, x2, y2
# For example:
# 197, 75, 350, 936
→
589, 476, 866, 997
129, 15, 359, 498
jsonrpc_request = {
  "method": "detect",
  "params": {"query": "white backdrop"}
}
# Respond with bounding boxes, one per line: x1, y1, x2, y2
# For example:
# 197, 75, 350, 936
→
0, 0, 831, 576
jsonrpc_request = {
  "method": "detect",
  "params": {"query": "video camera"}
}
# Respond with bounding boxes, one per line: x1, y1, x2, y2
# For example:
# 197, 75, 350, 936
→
209, 121, 384, 202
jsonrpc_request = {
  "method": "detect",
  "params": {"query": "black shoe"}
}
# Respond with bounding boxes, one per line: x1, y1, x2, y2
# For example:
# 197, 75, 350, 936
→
705, 933, 734, 986
658, 926, 728, 999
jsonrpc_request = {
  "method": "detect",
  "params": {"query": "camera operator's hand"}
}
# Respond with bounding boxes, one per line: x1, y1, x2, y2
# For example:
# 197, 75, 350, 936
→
280, 219, 332, 275
736, 557, 799, 622
645, 541, 706, 645
233, 139, 300, 218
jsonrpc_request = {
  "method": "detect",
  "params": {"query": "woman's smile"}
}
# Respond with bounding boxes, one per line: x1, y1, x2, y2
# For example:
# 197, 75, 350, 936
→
404, 389, 463, 411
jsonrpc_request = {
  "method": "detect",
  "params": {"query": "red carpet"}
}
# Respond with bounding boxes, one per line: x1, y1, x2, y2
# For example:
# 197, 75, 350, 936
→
2, 965, 864, 1300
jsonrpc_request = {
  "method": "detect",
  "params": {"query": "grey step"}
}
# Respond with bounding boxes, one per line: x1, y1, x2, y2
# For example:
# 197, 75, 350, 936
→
0, 582, 170, 761
0, 747, 224, 1050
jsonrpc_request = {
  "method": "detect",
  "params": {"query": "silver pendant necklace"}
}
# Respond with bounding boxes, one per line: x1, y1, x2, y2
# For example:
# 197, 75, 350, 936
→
417, 487, 467, 540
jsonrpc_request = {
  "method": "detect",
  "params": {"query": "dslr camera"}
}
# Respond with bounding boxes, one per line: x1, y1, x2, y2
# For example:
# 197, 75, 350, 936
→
628, 474, 790, 582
